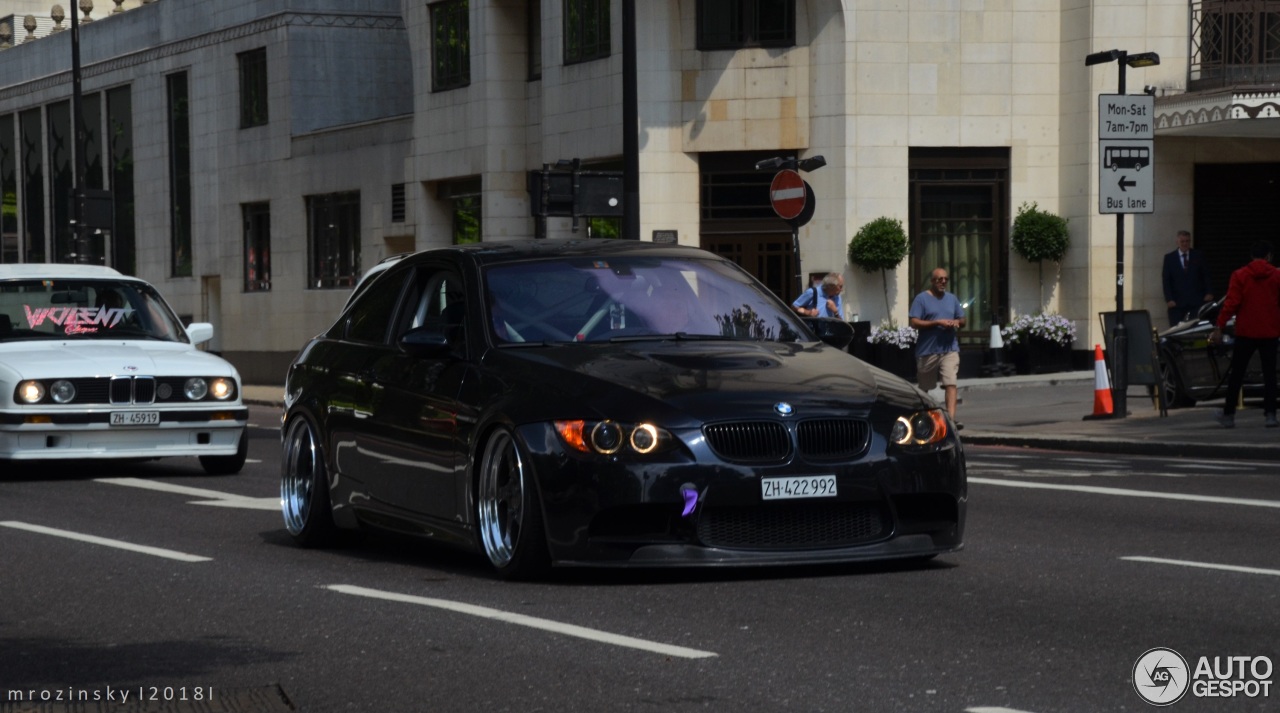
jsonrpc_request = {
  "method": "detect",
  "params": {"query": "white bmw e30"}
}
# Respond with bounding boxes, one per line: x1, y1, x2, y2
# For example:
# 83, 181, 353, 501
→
0, 263, 248, 474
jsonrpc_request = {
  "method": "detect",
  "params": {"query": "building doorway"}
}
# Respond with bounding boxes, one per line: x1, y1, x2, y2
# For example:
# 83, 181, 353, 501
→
698, 151, 800, 302
909, 148, 1009, 346
1194, 162, 1280, 296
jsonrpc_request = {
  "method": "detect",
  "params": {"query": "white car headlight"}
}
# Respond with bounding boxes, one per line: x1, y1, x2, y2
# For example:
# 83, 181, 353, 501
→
209, 378, 234, 401
184, 377, 209, 400
49, 379, 77, 404
17, 380, 45, 404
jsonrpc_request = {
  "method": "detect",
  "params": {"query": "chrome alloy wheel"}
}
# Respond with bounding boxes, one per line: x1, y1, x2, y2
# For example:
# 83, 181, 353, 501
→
281, 417, 321, 537
477, 428, 527, 568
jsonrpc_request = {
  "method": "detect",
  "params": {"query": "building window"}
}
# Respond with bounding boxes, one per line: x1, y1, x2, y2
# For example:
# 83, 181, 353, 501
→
391, 183, 406, 223
439, 178, 481, 244
238, 48, 268, 128
47, 100, 73, 263
564, 0, 610, 64
167, 72, 192, 278
19, 108, 45, 263
0, 114, 15, 263
307, 191, 361, 289
528, 0, 542, 80
107, 85, 136, 275
697, 0, 796, 51
432, 0, 470, 91
243, 202, 271, 292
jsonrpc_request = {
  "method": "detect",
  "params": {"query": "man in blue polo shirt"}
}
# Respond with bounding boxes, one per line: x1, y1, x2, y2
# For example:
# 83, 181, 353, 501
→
791, 272, 844, 318
909, 267, 966, 423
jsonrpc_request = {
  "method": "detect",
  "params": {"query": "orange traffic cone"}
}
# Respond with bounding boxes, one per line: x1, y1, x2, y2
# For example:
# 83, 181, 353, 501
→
1083, 344, 1114, 420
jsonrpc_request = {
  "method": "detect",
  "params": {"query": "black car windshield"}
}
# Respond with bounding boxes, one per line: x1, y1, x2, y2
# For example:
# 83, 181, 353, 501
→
0, 279, 188, 343
485, 255, 808, 344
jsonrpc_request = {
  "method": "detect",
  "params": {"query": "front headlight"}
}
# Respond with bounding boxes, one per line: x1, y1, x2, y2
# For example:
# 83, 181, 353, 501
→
17, 380, 45, 404
209, 378, 235, 401
556, 419, 676, 456
892, 409, 950, 446
184, 377, 209, 400
49, 379, 77, 404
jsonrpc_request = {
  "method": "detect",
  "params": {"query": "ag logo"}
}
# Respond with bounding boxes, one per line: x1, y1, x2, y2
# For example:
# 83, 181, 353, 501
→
1134, 647, 1190, 706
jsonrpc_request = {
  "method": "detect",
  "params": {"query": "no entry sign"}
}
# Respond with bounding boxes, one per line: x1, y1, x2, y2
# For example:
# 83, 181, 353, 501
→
769, 169, 806, 220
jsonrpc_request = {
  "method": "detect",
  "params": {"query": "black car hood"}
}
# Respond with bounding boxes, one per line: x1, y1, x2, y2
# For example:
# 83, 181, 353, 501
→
485, 340, 928, 424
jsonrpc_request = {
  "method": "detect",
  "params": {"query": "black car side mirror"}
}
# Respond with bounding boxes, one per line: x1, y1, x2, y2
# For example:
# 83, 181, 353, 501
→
399, 325, 452, 358
808, 317, 855, 350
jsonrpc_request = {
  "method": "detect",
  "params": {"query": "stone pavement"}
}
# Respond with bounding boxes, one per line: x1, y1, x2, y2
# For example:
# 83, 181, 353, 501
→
240, 371, 1280, 461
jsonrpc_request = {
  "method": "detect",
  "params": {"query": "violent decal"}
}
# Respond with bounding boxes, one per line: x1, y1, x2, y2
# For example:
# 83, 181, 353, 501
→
24, 305, 131, 334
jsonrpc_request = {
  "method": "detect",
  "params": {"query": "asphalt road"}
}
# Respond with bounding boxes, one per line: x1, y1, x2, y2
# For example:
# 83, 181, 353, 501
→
2, 405, 1277, 713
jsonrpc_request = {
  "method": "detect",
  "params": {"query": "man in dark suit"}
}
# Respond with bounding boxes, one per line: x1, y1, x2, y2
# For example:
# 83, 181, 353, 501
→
1162, 230, 1214, 326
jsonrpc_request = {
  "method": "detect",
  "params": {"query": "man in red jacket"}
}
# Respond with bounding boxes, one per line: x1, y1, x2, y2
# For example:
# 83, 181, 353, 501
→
1209, 241, 1280, 428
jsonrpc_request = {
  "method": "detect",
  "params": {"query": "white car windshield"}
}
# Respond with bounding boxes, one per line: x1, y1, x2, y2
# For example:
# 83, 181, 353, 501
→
485, 255, 808, 344
0, 279, 188, 343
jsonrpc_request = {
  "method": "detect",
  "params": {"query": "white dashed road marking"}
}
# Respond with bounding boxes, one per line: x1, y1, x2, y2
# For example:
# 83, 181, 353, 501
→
327, 583, 718, 659
96, 477, 279, 510
0, 520, 211, 562
1123, 556, 1280, 578
969, 477, 1280, 509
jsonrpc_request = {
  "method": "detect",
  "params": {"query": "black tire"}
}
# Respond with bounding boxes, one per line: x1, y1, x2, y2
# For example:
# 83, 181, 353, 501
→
280, 416, 340, 547
1160, 357, 1195, 408
476, 427, 550, 580
199, 430, 248, 475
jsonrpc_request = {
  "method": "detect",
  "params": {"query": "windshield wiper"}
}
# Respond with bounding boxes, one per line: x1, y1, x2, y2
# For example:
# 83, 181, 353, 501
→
608, 332, 739, 343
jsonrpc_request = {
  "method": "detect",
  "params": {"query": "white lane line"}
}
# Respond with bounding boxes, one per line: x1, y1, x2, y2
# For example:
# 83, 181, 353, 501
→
966, 707, 1041, 713
96, 477, 278, 511
327, 584, 718, 660
1123, 556, 1280, 578
969, 477, 1280, 509
0, 521, 211, 562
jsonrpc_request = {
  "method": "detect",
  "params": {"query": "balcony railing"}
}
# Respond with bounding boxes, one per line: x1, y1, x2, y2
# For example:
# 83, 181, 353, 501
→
1190, 0, 1280, 89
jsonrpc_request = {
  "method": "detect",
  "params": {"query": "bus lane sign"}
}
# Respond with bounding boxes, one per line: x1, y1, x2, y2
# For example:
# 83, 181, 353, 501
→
1098, 94, 1154, 214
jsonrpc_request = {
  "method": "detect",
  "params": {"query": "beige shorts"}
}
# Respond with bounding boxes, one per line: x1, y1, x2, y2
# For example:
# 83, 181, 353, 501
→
916, 351, 960, 391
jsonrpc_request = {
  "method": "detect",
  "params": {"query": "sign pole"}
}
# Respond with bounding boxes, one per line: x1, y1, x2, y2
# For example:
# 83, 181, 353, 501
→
1089, 50, 1158, 418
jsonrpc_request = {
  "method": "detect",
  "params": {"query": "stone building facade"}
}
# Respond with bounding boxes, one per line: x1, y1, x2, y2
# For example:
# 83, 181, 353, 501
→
0, 0, 1278, 384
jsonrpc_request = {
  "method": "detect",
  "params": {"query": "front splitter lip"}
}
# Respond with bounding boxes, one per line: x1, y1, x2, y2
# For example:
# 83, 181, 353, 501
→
550, 534, 963, 568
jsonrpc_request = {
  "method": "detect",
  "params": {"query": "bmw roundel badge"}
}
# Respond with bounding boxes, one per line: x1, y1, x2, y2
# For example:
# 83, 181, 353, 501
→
774, 402, 794, 416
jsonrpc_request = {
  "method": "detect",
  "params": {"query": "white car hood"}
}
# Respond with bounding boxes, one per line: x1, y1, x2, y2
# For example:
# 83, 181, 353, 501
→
0, 341, 240, 381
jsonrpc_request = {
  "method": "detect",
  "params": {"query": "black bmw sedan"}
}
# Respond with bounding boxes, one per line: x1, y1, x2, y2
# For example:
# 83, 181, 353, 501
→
281, 239, 966, 579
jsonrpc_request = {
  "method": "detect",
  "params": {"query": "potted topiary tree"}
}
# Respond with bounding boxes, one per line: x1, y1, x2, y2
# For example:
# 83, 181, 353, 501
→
1009, 202, 1073, 372
1011, 201, 1069, 310
848, 217, 912, 377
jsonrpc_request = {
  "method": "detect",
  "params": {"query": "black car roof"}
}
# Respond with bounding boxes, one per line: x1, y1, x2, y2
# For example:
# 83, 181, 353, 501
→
416, 238, 714, 267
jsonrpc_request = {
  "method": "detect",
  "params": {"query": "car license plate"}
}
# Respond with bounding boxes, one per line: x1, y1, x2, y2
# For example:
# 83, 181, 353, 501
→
761, 475, 837, 500
110, 411, 160, 426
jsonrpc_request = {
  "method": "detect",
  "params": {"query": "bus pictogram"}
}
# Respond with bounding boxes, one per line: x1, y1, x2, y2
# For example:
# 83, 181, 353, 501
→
1104, 145, 1150, 171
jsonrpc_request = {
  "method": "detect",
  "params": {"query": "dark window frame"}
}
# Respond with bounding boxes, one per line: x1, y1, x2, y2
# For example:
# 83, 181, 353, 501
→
166, 72, 193, 278
238, 48, 269, 128
696, 0, 796, 51
432, 0, 471, 91
563, 0, 611, 65
438, 178, 482, 245
307, 191, 362, 290
528, 0, 543, 80
243, 201, 271, 292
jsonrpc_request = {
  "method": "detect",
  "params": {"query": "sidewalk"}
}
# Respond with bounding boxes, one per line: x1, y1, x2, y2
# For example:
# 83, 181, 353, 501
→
241, 371, 1280, 461
953, 371, 1280, 460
